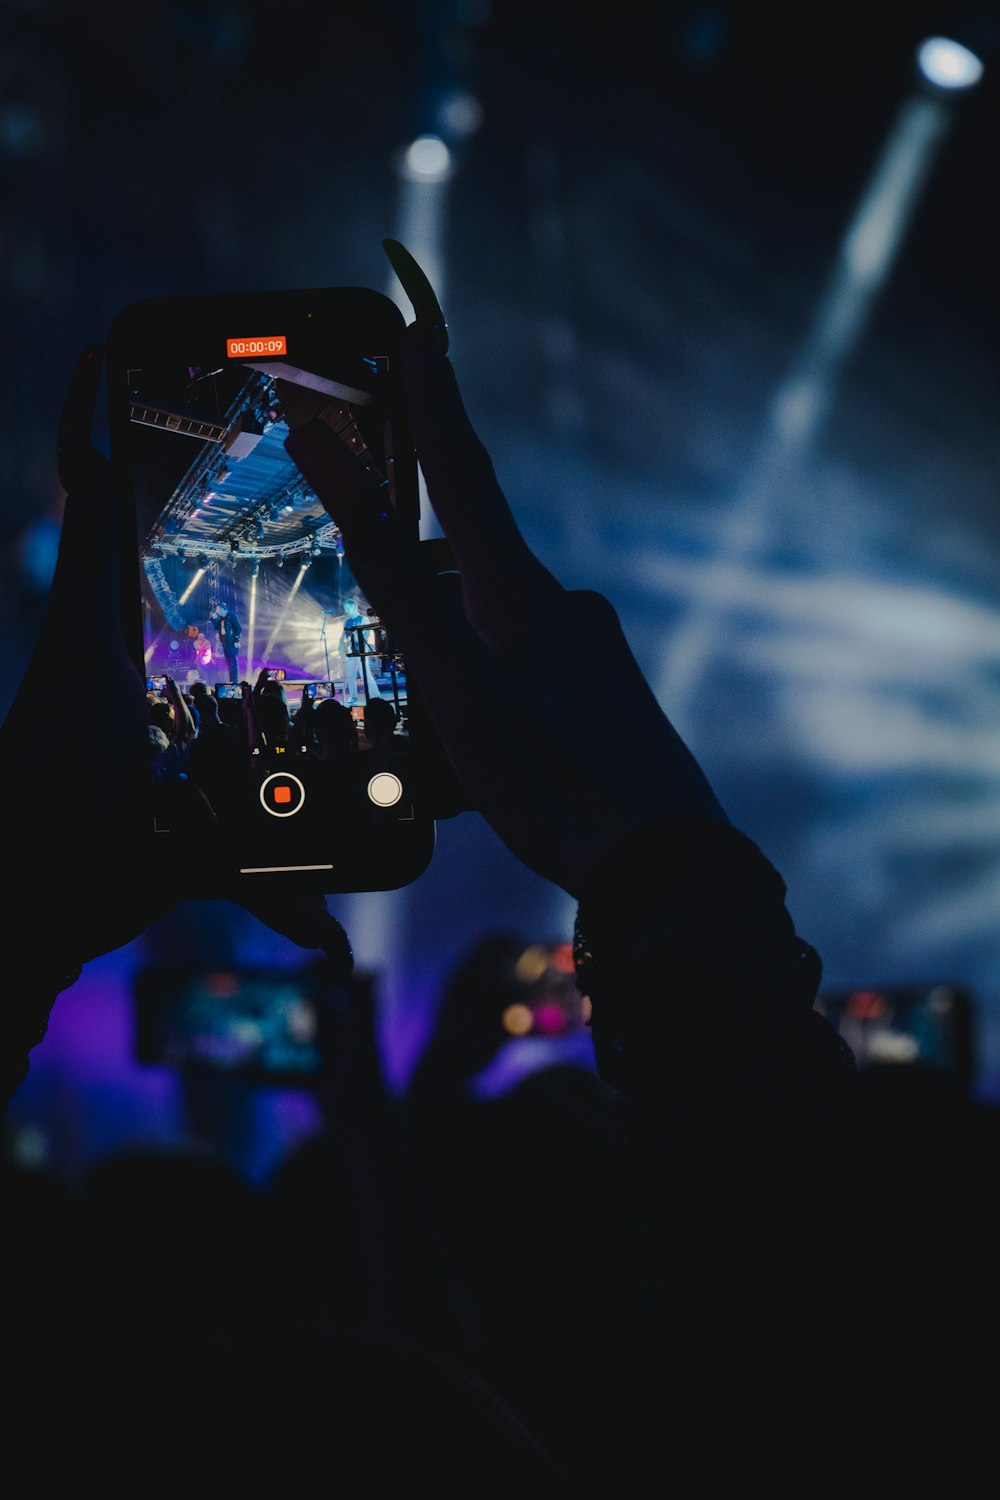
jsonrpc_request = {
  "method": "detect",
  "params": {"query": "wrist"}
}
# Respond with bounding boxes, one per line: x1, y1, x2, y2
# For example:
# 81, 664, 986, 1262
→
573, 817, 822, 1085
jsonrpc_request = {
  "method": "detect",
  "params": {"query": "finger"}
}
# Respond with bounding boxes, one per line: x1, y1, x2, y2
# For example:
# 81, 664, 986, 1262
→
405, 327, 567, 654
381, 241, 563, 626
57, 343, 105, 494
285, 417, 435, 620
287, 417, 483, 686
382, 238, 449, 354
401, 324, 563, 623
285, 421, 496, 713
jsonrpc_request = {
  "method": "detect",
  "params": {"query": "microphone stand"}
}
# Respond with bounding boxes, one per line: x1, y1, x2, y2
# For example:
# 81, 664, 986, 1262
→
320, 610, 333, 680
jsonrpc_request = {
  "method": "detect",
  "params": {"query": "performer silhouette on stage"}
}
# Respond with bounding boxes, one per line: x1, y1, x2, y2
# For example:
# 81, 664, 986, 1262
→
210, 601, 242, 683
340, 595, 384, 705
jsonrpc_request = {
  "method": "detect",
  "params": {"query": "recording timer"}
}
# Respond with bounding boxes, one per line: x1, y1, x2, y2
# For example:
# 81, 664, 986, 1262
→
226, 335, 287, 358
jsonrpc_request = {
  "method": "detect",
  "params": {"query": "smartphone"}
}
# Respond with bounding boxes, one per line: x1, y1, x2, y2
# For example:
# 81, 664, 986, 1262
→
262, 667, 287, 682
214, 682, 243, 700
133, 961, 336, 1085
304, 681, 335, 700
106, 286, 436, 897
815, 982, 975, 1087
146, 674, 167, 692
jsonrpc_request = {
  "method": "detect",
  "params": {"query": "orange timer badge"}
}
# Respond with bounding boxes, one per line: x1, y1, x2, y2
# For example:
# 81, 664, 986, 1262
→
226, 336, 287, 358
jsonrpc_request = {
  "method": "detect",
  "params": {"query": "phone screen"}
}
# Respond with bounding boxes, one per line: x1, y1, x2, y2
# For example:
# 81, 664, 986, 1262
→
133, 962, 328, 1083
108, 289, 434, 895
815, 983, 975, 1086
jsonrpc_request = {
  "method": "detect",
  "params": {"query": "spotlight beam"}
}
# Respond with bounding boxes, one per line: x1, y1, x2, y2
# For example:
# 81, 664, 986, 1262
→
246, 570, 259, 680
262, 562, 310, 662
391, 137, 451, 543
658, 71, 962, 727
177, 565, 206, 607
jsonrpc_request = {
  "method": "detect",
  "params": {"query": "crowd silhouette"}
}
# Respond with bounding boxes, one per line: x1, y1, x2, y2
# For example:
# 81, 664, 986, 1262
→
140, 662, 410, 851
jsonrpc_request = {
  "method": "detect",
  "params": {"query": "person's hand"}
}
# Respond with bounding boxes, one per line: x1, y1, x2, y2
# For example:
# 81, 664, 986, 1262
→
162, 675, 196, 743
285, 241, 729, 898
0, 346, 347, 979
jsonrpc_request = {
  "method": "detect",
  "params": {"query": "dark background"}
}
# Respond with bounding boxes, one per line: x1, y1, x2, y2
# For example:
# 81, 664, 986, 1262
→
3, 1, 999, 1176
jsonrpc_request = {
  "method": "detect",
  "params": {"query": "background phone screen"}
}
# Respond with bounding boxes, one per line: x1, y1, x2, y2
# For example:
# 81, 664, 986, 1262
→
133, 962, 327, 1082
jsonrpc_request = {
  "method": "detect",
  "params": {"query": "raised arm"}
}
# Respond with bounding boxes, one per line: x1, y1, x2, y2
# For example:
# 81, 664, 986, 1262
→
285, 247, 863, 1460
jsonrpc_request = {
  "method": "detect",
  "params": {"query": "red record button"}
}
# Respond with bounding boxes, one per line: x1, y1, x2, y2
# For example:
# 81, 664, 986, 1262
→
259, 772, 305, 817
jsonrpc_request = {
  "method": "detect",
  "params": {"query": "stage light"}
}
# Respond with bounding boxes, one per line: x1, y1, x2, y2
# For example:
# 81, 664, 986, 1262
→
178, 566, 206, 607
311, 541, 322, 557
533, 1001, 567, 1036
501, 1003, 533, 1038
439, 90, 483, 139
916, 36, 984, 91
251, 559, 260, 578
402, 134, 451, 183
515, 945, 549, 985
